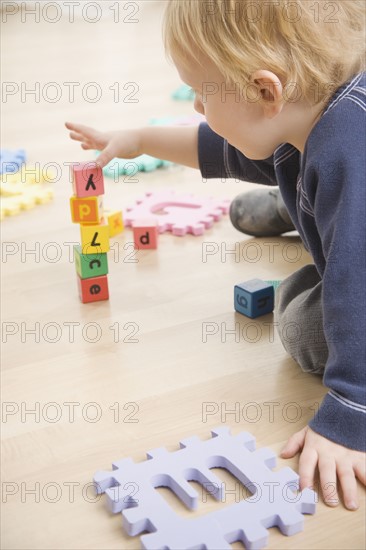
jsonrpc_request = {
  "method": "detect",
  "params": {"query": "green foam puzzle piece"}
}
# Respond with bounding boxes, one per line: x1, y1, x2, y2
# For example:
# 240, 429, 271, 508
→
171, 84, 195, 101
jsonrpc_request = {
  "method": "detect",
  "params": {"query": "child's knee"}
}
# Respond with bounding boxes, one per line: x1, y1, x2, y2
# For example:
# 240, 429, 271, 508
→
275, 304, 327, 374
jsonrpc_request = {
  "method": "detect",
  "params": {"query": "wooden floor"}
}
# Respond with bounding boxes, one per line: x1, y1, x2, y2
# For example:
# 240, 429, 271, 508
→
1, 2, 365, 549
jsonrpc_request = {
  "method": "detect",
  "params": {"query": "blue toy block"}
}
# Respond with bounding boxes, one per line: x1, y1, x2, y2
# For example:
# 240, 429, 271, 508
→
0, 149, 26, 174
171, 83, 195, 101
234, 278, 274, 318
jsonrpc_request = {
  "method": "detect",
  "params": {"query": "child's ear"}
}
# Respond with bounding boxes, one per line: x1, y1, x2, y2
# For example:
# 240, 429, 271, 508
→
250, 70, 284, 118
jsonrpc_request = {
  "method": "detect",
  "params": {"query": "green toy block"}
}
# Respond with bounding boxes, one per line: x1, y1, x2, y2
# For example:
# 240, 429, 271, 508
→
74, 245, 108, 279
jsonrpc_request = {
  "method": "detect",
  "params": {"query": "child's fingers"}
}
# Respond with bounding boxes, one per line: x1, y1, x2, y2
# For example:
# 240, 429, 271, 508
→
65, 122, 98, 140
280, 428, 306, 458
354, 460, 366, 485
298, 447, 317, 490
319, 456, 338, 506
69, 131, 86, 142
95, 145, 115, 168
337, 466, 358, 510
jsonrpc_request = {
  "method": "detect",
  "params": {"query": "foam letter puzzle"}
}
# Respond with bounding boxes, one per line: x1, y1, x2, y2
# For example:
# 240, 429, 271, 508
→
72, 161, 104, 198
235, 279, 274, 318
80, 224, 110, 254
77, 274, 109, 303
74, 245, 108, 279
124, 191, 230, 236
70, 196, 103, 224
94, 426, 316, 549
132, 219, 158, 249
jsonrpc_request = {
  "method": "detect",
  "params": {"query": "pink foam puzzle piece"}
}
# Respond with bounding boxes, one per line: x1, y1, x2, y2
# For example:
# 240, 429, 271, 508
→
124, 191, 230, 236
93, 426, 317, 549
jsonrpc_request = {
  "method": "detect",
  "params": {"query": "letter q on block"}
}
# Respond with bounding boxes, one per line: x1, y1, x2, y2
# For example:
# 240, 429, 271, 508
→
71, 162, 104, 198
234, 279, 274, 319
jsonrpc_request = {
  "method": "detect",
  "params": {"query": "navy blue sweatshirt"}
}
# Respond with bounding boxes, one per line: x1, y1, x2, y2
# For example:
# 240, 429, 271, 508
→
198, 73, 366, 451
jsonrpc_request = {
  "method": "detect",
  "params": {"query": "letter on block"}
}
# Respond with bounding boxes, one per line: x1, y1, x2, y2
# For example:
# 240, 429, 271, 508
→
132, 219, 158, 250
77, 274, 109, 303
72, 162, 104, 198
234, 279, 274, 319
70, 196, 103, 224
80, 224, 110, 254
106, 210, 124, 237
74, 245, 108, 279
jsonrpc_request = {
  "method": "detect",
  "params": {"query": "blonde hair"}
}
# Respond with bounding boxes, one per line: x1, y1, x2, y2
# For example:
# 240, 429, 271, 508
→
164, 0, 365, 104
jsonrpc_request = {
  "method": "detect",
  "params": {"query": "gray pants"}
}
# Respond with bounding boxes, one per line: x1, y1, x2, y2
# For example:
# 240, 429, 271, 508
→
275, 265, 328, 375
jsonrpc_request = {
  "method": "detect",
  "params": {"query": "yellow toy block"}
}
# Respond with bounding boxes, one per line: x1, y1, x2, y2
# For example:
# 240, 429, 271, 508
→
80, 223, 110, 254
105, 210, 124, 237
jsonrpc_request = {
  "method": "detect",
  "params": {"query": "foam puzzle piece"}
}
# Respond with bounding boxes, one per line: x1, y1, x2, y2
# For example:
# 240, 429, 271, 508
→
235, 279, 274, 318
265, 280, 283, 292
70, 196, 103, 224
74, 245, 108, 279
80, 224, 110, 254
94, 426, 316, 549
132, 219, 158, 250
99, 154, 171, 178
77, 274, 109, 303
124, 191, 230, 236
171, 84, 195, 101
72, 162, 104, 198
0, 149, 26, 174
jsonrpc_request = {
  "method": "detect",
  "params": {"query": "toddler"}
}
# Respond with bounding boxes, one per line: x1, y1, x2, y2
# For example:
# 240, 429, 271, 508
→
66, 0, 365, 510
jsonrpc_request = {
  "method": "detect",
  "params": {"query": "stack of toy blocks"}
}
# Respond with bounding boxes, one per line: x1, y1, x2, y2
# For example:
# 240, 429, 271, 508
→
70, 162, 110, 304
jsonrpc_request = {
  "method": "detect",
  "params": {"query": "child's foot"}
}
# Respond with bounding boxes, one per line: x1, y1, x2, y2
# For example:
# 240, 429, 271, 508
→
229, 188, 295, 237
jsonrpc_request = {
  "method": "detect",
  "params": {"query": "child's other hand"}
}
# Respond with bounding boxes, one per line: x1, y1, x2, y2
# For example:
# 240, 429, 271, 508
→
281, 426, 365, 510
65, 122, 142, 168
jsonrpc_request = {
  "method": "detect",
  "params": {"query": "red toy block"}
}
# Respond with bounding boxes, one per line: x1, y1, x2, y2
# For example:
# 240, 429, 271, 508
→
71, 161, 104, 198
132, 219, 158, 249
77, 274, 109, 303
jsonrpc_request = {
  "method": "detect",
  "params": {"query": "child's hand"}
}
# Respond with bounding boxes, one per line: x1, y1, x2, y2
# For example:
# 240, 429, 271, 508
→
281, 426, 365, 510
65, 122, 142, 168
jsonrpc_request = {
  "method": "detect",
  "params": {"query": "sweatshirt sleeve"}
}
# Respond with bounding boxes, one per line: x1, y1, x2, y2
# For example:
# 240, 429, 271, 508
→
307, 104, 366, 451
198, 122, 277, 185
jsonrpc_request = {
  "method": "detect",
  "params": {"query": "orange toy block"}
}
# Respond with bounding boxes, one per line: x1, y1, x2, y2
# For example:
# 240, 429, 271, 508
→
77, 274, 109, 303
80, 224, 110, 254
71, 162, 104, 198
70, 196, 103, 224
132, 219, 158, 250
106, 210, 124, 237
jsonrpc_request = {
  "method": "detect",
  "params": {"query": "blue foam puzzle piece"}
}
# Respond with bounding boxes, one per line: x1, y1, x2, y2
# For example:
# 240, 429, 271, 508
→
234, 278, 274, 318
171, 83, 195, 101
0, 149, 26, 174
265, 279, 283, 291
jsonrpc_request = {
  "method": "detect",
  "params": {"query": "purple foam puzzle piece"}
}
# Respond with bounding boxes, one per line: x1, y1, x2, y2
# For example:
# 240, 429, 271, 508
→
94, 427, 317, 549
124, 191, 230, 236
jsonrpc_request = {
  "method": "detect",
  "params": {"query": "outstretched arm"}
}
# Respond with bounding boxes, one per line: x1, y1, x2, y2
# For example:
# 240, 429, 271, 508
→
65, 122, 199, 169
